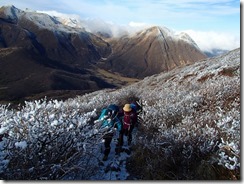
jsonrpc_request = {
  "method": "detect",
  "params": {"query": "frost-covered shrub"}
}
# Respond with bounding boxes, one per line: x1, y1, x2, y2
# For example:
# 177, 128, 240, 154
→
127, 49, 240, 179
216, 108, 240, 170
0, 98, 99, 179
0, 88, 143, 180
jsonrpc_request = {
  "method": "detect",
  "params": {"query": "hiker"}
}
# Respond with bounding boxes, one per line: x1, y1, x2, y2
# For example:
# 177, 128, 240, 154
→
120, 104, 137, 146
95, 104, 123, 161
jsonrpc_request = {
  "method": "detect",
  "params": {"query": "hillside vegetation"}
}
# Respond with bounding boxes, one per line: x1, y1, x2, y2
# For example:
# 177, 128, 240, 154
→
0, 48, 240, 180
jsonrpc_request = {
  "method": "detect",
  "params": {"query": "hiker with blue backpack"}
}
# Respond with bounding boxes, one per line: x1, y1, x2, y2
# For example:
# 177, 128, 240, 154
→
95, 101, 142, 161
95, 104, 123, 161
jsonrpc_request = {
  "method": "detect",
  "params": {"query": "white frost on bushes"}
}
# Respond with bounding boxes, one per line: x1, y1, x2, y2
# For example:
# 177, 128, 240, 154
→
216, 109, 240, 170
15, 141, 27, 149
0, 127, 7, 135
0, 49, 240, 179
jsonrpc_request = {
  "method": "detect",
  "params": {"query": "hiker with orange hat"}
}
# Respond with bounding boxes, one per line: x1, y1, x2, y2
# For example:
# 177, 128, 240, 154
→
119, 103, 137, 146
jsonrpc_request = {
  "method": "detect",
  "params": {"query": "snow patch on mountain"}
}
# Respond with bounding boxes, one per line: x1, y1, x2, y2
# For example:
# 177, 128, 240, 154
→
176, 32, 199, 48
37, 10, 83, 28
0, 5, 22, 23
1, 5, 85, 33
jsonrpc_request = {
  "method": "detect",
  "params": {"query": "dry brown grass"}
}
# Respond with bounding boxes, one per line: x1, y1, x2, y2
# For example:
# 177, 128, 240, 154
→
197, 73, 215, 82
218, 67, 239, 77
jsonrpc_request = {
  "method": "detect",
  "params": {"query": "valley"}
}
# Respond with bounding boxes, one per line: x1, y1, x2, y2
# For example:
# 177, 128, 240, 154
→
1, 5, 207, 103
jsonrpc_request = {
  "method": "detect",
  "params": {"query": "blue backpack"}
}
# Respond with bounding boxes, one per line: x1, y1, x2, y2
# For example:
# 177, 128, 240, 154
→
107, 104, 119, 119
98, 104, 122, 132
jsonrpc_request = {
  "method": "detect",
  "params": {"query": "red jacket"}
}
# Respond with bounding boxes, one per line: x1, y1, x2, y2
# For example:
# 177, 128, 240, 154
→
123, 110, 137, 129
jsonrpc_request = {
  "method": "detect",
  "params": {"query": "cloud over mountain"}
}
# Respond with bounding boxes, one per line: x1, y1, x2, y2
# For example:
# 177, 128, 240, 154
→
183, 29, 240, 53
37, 10, 240, 54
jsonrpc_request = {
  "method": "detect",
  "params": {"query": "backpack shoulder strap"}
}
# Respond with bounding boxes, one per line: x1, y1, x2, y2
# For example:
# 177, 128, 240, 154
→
98, 109, 107, 121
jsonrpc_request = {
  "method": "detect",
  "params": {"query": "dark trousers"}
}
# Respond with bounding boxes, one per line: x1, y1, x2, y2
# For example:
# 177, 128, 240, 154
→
119, 125, 134, 146
103, 133, 113, 156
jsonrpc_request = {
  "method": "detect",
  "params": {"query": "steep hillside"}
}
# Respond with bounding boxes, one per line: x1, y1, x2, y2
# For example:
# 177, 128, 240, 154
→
124, 48, 240, 179
0, 5, 112, 65
98, 26, 207, 78
0, 48, 240, 180
0, 6, 117, 101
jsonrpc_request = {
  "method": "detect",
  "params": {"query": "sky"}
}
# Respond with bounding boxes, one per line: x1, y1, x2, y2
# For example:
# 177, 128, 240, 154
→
0, 0, 241, 52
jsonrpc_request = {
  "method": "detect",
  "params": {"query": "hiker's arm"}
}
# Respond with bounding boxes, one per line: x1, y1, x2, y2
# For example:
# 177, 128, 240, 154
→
114, 118, 122, 132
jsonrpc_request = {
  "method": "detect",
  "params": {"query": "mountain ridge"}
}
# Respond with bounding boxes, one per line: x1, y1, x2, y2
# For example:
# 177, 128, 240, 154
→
97, 26, 206, 78
0, 5, 206, 101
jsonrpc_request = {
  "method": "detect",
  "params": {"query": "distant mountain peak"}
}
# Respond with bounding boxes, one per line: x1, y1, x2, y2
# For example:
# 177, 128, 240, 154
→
176, 32, 199, 48
0, 5, 22, 23
135, 26, 171, 38
1, 5, 19, 12
133, 26, 201, 51
0, 6, 87, 33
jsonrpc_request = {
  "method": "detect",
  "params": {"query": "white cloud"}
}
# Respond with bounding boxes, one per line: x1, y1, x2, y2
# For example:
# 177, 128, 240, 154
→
129, 21, 147, 27
182, 30, 240, 52
37, 10, 80, 20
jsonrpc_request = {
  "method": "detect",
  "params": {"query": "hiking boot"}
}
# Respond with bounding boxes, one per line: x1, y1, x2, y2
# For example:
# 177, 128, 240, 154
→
103, 155, 108, 161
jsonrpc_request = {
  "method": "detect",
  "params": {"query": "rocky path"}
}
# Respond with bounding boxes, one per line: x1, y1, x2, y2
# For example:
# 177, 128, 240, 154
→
90, 133, 131, 180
